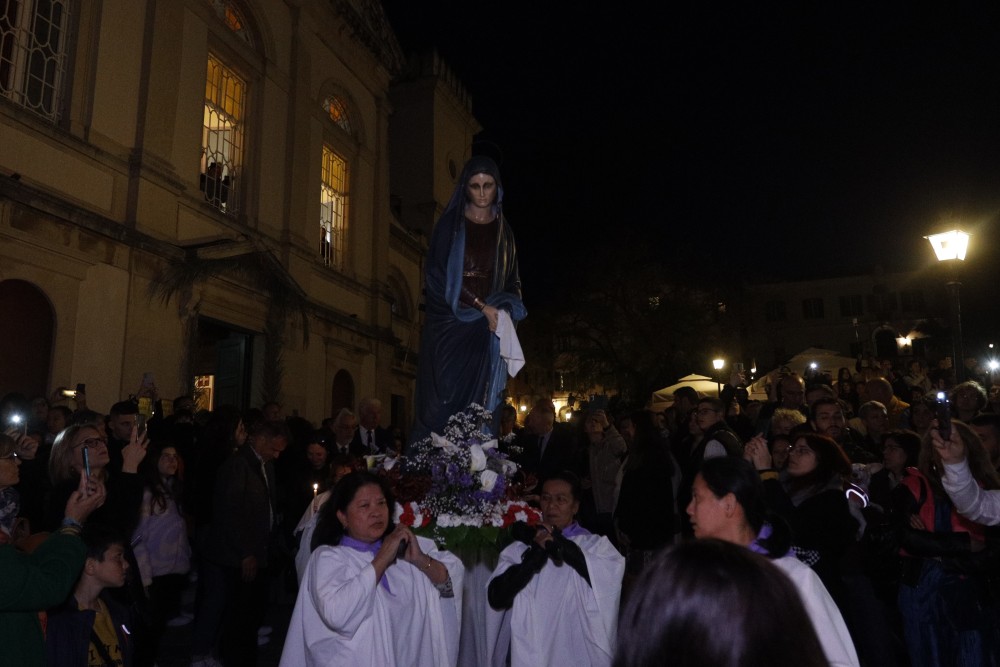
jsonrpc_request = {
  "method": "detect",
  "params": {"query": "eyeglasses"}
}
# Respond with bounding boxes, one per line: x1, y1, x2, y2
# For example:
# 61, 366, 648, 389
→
74, 437, 108, 449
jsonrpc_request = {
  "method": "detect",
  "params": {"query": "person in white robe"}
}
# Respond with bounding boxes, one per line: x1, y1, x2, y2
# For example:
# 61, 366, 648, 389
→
687, 454, 860, 667
279, 471, 464, 667
486, 471, 625, 667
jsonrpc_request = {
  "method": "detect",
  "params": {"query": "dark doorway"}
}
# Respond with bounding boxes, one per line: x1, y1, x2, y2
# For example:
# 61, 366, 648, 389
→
0, 280, 54, 398
331, 369, 354, 417
874, 329, 899, 360
194, 318, 253, 410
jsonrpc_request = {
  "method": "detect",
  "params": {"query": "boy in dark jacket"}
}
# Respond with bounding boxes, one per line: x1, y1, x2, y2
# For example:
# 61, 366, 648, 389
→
46, 524, 133, 667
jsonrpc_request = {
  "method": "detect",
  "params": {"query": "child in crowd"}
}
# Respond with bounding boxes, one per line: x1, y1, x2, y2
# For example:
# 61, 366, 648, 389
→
46, 524, 134, 667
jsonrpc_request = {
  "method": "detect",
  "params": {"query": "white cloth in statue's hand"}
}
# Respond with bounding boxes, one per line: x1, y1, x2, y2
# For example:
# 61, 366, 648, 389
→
495, 310, 525, 377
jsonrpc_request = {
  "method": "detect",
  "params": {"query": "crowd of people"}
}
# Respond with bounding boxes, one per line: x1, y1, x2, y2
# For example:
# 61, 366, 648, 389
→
2, 353, 1000, 666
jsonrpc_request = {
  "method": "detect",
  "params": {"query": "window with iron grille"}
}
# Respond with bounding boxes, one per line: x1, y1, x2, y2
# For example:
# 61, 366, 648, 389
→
0, 0, 70, 121
320, 145, 348, 268
200, 54, 245, 215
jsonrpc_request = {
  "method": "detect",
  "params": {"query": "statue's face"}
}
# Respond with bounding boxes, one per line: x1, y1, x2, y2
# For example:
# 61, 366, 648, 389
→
466, 173, 497, 209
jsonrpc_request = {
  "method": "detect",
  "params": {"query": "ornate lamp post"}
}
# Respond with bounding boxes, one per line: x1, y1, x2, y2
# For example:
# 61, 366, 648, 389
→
712, 358, 725, 396
925, 229, 970, 383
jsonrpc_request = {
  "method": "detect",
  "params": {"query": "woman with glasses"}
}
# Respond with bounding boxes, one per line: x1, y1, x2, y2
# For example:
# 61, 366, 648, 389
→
43, 422, 148, 535
684, 456, 859, 666
744, 432, 857, 604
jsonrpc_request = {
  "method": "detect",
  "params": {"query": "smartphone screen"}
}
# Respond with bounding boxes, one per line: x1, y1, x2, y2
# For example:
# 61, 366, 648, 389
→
82, 445, 91, 480
936, 391, 952, 440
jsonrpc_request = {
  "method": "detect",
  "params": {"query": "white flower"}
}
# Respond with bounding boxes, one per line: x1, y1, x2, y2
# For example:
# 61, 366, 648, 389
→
480, 469, 499, 492
393, 502, 405, 523
469, 444, 487, 471
500, 459, 518, 476
481, 438, 498, 451
431, 432, 457, 451
515, 511, 527, 522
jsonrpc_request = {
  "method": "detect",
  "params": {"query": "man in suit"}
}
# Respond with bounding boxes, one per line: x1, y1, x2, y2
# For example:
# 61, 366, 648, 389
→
513, 400, 579, 480
328, 408, 367, 458
350, 397, 393, 454
192, 421, 288, 667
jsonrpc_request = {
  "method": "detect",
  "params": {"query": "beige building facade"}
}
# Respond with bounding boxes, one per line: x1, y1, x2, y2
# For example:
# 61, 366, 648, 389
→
0, 0, 478, 428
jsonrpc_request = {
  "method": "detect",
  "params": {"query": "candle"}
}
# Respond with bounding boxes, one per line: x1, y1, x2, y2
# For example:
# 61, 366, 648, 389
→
312, 483, 320, 514
312, 483, 319, 498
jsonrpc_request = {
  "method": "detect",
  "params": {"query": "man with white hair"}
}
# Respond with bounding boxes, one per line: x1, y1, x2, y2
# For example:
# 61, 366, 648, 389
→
350, 397, 392, 454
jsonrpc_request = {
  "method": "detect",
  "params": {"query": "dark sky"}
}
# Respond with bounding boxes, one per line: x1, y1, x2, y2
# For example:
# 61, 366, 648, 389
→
382, 3, 1000, 305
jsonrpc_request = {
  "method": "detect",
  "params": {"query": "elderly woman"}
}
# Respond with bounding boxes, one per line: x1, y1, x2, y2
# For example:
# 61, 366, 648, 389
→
685, 456, 859, 666
487, 471, 625, 667
280, 471, 463, 667
891, 421, 999, 667
410, 156, 526, 443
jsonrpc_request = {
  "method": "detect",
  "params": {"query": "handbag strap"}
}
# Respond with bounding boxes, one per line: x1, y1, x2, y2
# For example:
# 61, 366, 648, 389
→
89, 628, 115, 667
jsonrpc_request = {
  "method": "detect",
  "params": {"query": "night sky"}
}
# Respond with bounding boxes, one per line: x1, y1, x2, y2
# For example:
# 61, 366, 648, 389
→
382, 3, 1000, 320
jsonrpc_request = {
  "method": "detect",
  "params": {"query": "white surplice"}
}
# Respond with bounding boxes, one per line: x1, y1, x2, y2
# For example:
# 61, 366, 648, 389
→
773, 555, 860, 667
279, 536, 464, 667
485, 533, 624, 667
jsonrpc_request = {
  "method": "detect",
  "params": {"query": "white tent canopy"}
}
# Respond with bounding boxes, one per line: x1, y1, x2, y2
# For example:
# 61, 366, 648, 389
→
749, 347, 857, 397
650, 374, 721, 411
651, 348, 857, 411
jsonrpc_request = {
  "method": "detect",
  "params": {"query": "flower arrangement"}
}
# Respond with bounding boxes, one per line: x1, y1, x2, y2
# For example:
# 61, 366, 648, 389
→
388, 404, 540, 564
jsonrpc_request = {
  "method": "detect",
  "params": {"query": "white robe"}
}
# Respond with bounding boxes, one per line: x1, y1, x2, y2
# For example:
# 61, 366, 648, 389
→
485, 533, 625, 667
293, 490, 331, 584
773, 555, 860, 667
279, 536, 464, 667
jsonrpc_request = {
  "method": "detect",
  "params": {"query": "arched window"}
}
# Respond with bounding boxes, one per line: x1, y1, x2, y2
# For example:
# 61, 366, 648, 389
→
323, 95, 353, 135
206, 0, 255, 47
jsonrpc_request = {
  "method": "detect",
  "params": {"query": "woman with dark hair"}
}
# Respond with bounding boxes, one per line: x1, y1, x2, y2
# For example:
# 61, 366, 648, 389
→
868, 430, 921, 511
745, 432, 857, 598
614, 410, 675, 574
132, 443, 191, 660
280, 471, 463, 667
615, 539, 829, 667
410, 156, 526, 443
685, 456, 859, 666
891, 421, 999, 667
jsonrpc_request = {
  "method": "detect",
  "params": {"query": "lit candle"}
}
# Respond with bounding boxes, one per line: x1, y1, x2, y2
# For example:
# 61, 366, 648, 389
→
312, 483, 320, 514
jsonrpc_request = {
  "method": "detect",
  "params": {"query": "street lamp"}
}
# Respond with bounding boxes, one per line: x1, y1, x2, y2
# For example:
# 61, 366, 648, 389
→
712, 358, 725, 396
925, 229, 970, 382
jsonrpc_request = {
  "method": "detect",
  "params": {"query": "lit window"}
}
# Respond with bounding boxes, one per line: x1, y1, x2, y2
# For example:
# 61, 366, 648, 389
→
206, 0, 253, 45
323, 95, 353, 134
0, 0, 70, 120
201, 54, 245, 214
320, 145, 348, 268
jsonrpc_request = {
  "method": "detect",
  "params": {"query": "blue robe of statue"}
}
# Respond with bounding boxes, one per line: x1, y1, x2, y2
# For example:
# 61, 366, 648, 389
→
410, 157, 526, 445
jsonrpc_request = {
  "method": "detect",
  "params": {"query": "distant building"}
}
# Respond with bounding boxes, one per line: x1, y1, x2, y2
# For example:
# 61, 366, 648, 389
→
739, 267, 951, 369
0, 0, 479, 428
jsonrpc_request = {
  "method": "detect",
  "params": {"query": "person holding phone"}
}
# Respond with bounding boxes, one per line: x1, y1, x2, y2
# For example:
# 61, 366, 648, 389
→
1, 473, 107, 667
935, 420, 1000, 526
281, 471, 462, 667
891, 420, 999, 666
